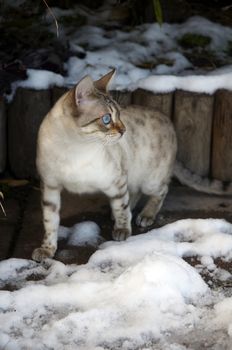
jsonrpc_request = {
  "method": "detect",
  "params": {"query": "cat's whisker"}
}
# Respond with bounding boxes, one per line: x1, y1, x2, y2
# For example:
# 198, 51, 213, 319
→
83, 135, 104, 144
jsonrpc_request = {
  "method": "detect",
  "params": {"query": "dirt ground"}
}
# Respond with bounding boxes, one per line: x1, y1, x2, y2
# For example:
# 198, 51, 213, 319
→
1, 181, 232, 294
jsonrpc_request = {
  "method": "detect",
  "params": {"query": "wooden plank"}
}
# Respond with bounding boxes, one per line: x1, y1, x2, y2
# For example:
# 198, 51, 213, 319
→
211, 90, 232, 181
173, 90, 214, 176
0, 97, 6, 173
132, 88, 173, 118
8, 88, 51, 179
110, 90, 132, 107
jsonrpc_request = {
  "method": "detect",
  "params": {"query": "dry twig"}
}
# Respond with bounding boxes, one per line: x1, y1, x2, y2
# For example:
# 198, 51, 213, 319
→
42, 0, 59, 37
0, 191, 6, 216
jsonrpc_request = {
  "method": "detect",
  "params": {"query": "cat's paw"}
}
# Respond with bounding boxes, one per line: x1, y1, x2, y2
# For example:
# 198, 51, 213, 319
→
112, 228, 131, 241
136, 214, 154, 228
32, 246, 56, 262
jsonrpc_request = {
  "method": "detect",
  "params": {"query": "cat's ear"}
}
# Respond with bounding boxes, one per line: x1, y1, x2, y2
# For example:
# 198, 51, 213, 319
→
94, 69, 116, 92
75, 75, 94, 105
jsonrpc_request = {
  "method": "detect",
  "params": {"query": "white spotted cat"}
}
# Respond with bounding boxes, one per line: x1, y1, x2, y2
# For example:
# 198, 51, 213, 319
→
32, 70, 232, 262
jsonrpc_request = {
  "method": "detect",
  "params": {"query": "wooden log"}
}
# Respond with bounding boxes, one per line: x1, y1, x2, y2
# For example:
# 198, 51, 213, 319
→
51, 86, 69, 105
52, 88, 130, 108
0, 97, 6, 173
173, 90, 214, 176
211, 90, 232, 181
8, 88, 52, 178
110, 90, 132, 107
132, 88, 173, 118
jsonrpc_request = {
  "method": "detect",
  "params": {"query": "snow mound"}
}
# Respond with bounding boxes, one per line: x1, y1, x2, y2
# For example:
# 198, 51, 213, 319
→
58, 221, 102, 247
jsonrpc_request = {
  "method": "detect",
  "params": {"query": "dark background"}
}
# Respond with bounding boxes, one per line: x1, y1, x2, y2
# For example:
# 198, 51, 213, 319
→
1, 0, 232, 94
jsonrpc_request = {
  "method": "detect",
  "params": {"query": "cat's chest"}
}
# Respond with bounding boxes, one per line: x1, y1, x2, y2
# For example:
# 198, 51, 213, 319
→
56, 147, 118, 193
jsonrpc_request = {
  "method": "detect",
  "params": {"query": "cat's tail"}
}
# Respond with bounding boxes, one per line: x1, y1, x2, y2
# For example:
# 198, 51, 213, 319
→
174, 160, 232, 195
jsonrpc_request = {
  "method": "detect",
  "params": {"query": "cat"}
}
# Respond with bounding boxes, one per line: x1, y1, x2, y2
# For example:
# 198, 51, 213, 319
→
32, 69, 232, 262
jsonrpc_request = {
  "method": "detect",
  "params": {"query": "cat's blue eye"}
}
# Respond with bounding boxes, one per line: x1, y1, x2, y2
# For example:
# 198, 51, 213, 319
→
102, 114, 112, 125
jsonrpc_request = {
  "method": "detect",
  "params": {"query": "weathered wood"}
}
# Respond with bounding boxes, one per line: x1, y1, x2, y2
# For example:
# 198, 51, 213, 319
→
211, 90, 232, 181
8, 88, 52, 178
0, 97, 6, 173
7, 86, 232, 182
110, 90, 132, 107
51, 86, 69, 105
173, 90, 214, 176
132, 88, 173, 118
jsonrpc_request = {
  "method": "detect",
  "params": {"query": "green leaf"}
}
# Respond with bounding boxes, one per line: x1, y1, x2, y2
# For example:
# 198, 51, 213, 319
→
152, 0, 163, 26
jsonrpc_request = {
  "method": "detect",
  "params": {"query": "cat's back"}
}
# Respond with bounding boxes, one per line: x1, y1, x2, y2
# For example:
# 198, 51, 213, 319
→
120, 104, 175, 143
118, 104, 177, 190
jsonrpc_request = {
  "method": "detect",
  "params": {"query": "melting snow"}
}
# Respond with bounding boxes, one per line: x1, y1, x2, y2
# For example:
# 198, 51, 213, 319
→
6, 16, 232, 101
2, 9, 232, 349
1, 219, 232, 349
58, 221, 102, 247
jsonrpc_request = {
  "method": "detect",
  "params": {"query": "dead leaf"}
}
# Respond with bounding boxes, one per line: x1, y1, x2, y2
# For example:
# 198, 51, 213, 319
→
0, 179, 29, 187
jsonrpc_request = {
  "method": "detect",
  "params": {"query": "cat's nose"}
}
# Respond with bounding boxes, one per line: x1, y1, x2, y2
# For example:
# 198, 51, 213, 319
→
116, 122, 126, 136
119, 127, 125, 136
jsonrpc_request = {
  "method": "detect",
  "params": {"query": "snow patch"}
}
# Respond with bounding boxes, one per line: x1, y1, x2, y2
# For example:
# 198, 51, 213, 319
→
134, 73, 232, 94
1, 219, 232, 348
7, 69, 64, 102
58, 221, 102, 247
6, 16, 232, 101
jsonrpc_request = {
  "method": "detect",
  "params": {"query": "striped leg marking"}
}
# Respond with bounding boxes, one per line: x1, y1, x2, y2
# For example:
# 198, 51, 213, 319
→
32, 185, 61, 262
109, 184, 132, 241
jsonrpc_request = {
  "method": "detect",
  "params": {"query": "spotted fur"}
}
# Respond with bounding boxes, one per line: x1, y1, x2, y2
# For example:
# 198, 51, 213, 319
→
32, 70, 177, 262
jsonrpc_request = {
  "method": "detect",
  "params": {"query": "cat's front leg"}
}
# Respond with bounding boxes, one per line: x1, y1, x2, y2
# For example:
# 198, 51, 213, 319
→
32, 184, 61, 262
107, 182, 132, 241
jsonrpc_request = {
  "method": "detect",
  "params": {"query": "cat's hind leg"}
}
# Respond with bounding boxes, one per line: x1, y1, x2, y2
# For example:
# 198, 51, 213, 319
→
32, 184, 61, 262
136, 184, 168, 228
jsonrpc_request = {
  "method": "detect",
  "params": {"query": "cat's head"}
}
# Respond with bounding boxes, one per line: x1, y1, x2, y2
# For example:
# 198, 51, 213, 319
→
70, 70, 126, 144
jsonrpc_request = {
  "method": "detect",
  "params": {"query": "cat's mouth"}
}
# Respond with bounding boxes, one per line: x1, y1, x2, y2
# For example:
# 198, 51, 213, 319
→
105, 132, 124, 144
